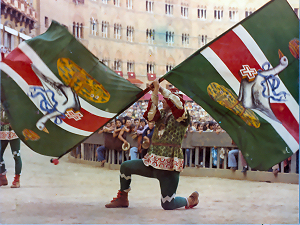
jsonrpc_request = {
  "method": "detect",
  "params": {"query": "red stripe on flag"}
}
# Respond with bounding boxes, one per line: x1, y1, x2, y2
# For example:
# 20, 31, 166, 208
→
210, 30, 262, 82
2, 47, 111, 133
2, 47, 42, 86
209, 30, 299, 143
62, 108, 111, 132
270, 103, 299, 142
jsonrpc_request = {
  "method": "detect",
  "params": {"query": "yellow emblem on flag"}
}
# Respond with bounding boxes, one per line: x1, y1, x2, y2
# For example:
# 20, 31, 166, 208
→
57, 58, 110, 103
207, 82, 260, 128
22, 129, 40, 141
289, 38, 299, 59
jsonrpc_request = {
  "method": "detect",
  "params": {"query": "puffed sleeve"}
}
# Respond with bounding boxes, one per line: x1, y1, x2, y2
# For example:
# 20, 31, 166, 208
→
160, 87, 188, 123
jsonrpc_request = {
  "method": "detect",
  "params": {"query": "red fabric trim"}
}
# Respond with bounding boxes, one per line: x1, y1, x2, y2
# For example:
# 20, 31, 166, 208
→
0, 131, 18, 140
142, 153, 184, 172
143, 99, 161, 122
164, 97, 185, 120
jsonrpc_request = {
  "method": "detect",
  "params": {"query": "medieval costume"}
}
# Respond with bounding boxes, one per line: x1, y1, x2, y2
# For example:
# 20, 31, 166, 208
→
105, 81, 199, 210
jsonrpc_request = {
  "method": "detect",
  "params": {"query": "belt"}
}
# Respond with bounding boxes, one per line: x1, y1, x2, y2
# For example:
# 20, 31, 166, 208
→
152, 142, 181, 148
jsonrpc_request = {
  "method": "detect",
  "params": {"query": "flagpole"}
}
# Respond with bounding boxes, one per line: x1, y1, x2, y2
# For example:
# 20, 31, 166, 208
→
135, 77, 165, 100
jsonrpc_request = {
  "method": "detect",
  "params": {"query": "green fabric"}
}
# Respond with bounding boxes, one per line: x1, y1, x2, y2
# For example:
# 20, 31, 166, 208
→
163, 0, 298, 170
1, 88, 87, 156
242, 0, 299, 101
148, 110, 189, 159
25, 21, 142, 113
120, 159, 187, 210
0, 21, 143, 157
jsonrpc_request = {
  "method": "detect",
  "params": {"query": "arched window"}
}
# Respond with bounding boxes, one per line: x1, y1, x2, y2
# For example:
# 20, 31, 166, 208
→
90, 18, 98, 35
102, 21, 109, 38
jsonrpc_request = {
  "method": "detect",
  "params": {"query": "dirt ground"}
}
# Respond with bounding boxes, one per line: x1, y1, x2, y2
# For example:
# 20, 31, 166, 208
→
0, 142, 299, 224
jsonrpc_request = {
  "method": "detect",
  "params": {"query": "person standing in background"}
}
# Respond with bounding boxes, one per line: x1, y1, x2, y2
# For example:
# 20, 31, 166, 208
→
0, 104, 22, 188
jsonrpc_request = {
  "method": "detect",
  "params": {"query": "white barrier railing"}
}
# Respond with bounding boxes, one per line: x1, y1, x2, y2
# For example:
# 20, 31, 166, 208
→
69, 132, 298, 183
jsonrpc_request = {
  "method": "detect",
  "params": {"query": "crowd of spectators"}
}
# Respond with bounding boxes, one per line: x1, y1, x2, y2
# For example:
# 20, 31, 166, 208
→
92, 100, 227, 166
95, 115, 155, 164
119, 100, 220, 130
72, 99, 297, 175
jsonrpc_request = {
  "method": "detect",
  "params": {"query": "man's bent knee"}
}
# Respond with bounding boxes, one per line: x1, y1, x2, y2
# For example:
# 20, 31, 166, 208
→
120, 160, 131, 171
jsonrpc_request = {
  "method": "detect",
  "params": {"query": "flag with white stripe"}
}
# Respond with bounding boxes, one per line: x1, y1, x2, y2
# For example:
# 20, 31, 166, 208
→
0, 21, 142, 157
164, 0, 299, 170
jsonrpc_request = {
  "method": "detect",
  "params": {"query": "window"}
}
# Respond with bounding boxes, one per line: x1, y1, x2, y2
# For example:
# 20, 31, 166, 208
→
114, 0, 120, 7
73, 23, 77, 37
114, 23, 122, 39
245, 10, 253, 17
198, 7, 206, 20
102, 0, 107, 3
113, 59, 122, 71
229, 8, 238, 21
45, 16, 49, 28
166, 64, 173, 73
73, 0, 84, 5
166, 31, 174, 46
73, 22, 83, 38
102, 21, 109, 38
127, 61, 134, 72
181, 6, 188, 18
146, 1, 153, 12
182, 33, 189, 46
102, 58, 110, 67
90, 18, 98, 36
4, 31, 12, 51
73, 0, 84, 4
126, 0, 133, 9
146, 29, 155, 43
198, 35, 207, 47
147, 62, 155, 73
214, 8, 223, 20
79, 23, 83, 38
127, 26, 134, 42
165, 3, 173, 15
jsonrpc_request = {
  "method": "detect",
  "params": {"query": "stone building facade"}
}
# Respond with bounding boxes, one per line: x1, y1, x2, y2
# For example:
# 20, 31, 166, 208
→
1, 0, 36, 59
5, 0, 300, 88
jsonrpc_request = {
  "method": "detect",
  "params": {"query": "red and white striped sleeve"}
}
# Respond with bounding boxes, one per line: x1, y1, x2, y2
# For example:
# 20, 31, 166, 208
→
160, 87, 188, 122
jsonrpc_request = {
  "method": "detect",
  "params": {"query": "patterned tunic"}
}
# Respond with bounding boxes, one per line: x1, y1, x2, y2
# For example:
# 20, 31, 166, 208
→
0, 104, 18, 140
143, 88, 190, 172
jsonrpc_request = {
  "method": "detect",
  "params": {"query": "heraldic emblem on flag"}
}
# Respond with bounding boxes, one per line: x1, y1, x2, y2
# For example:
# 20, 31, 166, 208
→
0, 21, 142, 157
163, 0, 299, 170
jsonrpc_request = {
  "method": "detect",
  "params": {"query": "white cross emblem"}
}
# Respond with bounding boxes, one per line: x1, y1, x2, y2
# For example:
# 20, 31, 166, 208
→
65, 110, 83, 121
240, 65, 257, 82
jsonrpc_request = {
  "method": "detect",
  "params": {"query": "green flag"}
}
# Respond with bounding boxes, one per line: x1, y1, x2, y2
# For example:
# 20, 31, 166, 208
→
0, 21, 142, 157
164, 0, 299, 170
